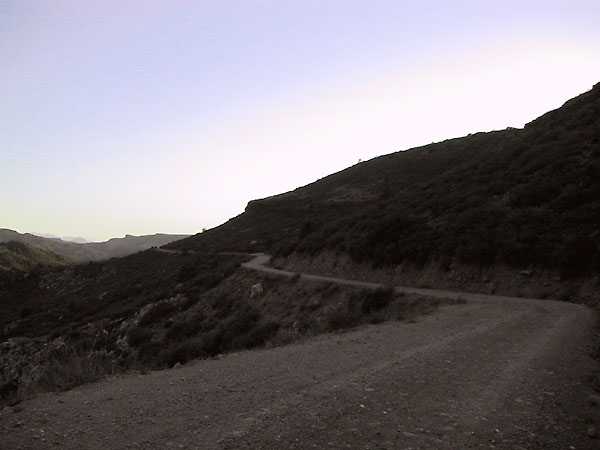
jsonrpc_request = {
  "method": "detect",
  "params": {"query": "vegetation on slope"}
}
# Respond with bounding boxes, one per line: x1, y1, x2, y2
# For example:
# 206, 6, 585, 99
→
0, 250, 243, 339
0, 241, 70, 286
0, 249, 451, 405
168, 83, 600, 278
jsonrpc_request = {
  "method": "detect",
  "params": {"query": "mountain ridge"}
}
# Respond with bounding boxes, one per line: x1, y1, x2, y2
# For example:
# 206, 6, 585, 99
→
0, 229, 189, 263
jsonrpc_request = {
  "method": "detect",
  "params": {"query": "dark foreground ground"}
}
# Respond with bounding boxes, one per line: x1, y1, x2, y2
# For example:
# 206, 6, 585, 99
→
1, 290, 598, 449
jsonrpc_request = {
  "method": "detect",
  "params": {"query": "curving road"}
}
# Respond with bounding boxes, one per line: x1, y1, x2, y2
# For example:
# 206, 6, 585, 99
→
242, 253, 553, 303
0, 254, 598, 449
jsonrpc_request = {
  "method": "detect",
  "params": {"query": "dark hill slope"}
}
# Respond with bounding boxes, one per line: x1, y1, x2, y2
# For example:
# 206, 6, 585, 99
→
169, 83, 600, 277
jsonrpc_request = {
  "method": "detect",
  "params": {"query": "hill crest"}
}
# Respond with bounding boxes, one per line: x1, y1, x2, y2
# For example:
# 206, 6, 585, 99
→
168, 82, 600, 296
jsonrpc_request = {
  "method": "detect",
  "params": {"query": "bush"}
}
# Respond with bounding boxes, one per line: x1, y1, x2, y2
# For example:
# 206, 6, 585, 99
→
360, 286, 395, 313
0, 269, 15, 288
177, 263, 198, 283
127, 327, 153, 347
235, 320, 280, 349
35, 343, 116, 393
159, 338, 208, 367
138, 301, 177, 327
326, 307, 360, 330
317, 282, 340, 299
218, 305, 260, 345
165, 318, 202, 342
558, 235, 600, 278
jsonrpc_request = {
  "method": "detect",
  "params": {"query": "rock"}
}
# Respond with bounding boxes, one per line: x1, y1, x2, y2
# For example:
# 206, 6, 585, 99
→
519, 270, 533, 276
587, 426, 597, 438
440, 426, 455, 433
136, 303, 155, 320
116, 337, 129, 351
173, 362, 183, 369
250, 283, 264, 298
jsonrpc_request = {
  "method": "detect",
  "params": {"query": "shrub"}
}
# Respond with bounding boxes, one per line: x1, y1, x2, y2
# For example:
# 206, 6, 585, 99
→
127, 327, 153, 347
138, 301, 177, 327
222, 261, 240, 278
0, 269, 15, 288
35, 343, 116, 393
317, 282, 340, 299
326, 307, 360, 330
180, 296, 196, 311
235, 320, 280, 349
219, 305, 260, 344
177, 263, 198, 283
0, 379, 19, 405
395, 295, 441, 320
159, 338, 208, 367
196, 273, 225, 289
164, 318, 201, 342
557, 235, 600, 278
212, 294, 236, 319
360, 286, 395, 314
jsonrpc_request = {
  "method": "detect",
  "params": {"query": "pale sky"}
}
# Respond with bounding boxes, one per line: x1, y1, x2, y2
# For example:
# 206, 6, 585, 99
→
2, 1, 600, 241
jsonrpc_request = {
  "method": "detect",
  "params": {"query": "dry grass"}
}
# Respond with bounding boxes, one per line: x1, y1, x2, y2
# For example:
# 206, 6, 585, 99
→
33, 343, 117, 394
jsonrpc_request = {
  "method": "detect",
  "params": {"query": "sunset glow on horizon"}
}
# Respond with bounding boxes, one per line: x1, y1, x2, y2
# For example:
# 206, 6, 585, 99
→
2, 1, 600, 241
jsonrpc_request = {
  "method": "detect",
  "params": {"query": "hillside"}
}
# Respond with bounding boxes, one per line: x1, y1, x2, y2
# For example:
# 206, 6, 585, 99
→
0, 247, 451, 407
0, 241, 69, 273
168, 83, 600, 291
0, 229, 189, 263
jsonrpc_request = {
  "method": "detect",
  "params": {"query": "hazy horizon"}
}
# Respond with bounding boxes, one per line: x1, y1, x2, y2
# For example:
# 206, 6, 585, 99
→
3, 1, 600, 241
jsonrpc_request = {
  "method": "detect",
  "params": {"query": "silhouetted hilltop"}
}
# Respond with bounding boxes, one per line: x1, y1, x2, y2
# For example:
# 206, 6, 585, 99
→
169, 82, 600, 278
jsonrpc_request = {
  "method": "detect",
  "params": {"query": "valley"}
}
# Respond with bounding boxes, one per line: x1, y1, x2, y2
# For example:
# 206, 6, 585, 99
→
1, 83, 599, 448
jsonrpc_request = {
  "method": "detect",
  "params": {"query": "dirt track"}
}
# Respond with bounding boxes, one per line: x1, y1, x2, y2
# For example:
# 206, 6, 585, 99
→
1, 255, 598, 449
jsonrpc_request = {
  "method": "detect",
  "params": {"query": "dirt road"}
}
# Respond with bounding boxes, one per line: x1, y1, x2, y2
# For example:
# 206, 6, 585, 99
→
1, 255, 598, 449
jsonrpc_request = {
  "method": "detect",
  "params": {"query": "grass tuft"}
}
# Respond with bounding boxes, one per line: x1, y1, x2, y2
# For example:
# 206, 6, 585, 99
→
34, 343, 117, 394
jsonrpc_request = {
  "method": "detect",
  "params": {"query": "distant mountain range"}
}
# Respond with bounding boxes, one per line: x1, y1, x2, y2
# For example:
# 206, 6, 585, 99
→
0, 229, 189, 264
32, 233, 90, 244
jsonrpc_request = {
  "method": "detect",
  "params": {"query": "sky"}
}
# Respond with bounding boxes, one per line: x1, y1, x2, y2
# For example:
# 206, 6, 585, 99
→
2, 1, 600, 242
